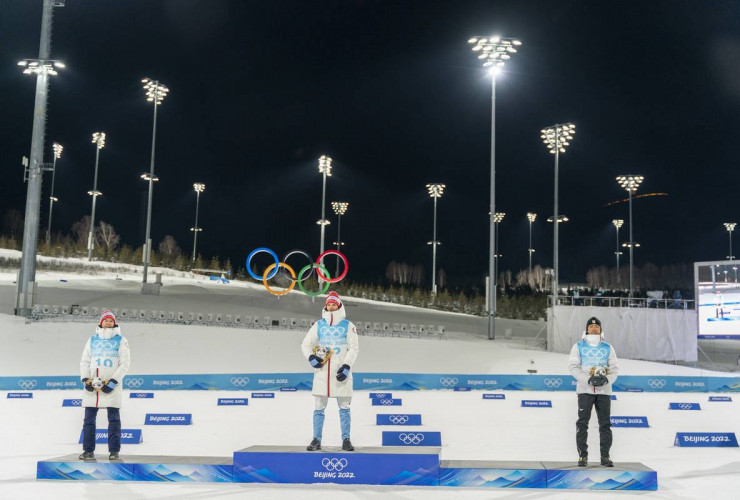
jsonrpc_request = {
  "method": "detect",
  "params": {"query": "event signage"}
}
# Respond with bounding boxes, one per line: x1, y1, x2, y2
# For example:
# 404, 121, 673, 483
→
674, 432, 738, 447
218, 398, 248, 406
522, 400, 552, 408
610, 416, 649, 428
145, 414, 193, 425
130, 392, 154, 399
78, 429, 143, 444
669, 403, 701, 411
709, 396, 732, 402
251, 392, 275, 398
280, 387, 297, 392
376, 414, 422, 426
62, 399, 82, 407
483, 393, 505, 399
369, 393, 392, 399
453, 387, 471, 392
7, 393, 32, 398
371, 398, 402, 406
382, 431, 442, 447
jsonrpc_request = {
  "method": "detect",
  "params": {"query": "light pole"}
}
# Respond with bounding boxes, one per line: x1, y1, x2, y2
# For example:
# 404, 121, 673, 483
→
724, 222, 736, 260
541, 123, 576, 301
426, 184, 445, 294
141, 77, 169, 285
331, 201, 349, 277
613, 219, 624, 285
616, 175, 644, 298
14, 0, 65, 316
469, 35, 521, 340
87, 132, 106, 261
191, 183, 205, 262
493, 212, 505, 290
46, 142, 63, 245
316, 155, 333, 273
527, 212, 537, 274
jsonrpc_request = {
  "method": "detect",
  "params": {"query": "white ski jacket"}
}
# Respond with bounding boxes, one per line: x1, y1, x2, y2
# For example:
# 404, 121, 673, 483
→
80, 326, 131, 408
568, 333, 619, 396
301, 306, 359, 398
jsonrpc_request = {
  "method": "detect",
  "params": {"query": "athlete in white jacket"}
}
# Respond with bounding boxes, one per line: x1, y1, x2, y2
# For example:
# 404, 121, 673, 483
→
301, 291, 359, 451
78, 311, 131, 461
568, 317, 619, 468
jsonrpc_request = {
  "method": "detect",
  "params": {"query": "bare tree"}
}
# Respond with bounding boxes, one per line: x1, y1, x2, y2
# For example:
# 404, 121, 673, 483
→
158, 235, 181, 263
2, 209, 24, 240
71, 216, 91, 249
437, 268, 447, 289
97, 221, 120, 254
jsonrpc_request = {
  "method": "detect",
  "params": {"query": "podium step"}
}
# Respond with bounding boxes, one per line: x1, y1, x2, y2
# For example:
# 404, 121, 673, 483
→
233, 445, 440, 485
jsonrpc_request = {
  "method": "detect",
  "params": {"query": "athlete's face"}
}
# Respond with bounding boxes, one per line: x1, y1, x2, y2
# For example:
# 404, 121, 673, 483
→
587, 323, 601, 335
326, 302, 339, 312
101, 318, 115, 328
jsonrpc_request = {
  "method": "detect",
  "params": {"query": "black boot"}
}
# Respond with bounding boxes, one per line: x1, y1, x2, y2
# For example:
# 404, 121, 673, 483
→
307, 438, 321, 451
600, 456, 614, 467
78, 451, 95, 460
577, 454, 587, 467
109, 452, 120, 460
342, 438, 354, 451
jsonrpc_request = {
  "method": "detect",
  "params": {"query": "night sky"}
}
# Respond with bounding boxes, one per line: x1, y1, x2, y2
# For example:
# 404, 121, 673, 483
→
2, 1, 740, 288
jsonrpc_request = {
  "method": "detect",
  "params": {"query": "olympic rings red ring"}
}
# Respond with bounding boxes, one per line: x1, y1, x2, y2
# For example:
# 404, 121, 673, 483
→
315, 250, 348, 283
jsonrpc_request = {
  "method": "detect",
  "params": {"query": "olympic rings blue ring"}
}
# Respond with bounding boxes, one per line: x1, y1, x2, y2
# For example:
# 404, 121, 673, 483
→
246, 247, 279, 280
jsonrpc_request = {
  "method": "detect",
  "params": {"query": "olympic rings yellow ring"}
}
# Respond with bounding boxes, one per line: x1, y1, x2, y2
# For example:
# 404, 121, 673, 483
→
262, 262, 296, 296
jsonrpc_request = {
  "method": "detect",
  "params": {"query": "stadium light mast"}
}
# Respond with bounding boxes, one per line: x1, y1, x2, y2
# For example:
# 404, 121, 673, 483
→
527, 212, 537, 274
493, 212, 505, 290
141, 77, 169, 286
724, 222, 736, 260
469, 34, 521, 340
87, 133, 106, 260
191, 183, 205, 262
616, 175, 644, 298
331, 201, 349, 277
426, 184, 445, 294
612, 219, 624, 285
15, 0, 66, 316
542, 123, 576, 300
316, 155, 333, 275
46, 142, 63, 245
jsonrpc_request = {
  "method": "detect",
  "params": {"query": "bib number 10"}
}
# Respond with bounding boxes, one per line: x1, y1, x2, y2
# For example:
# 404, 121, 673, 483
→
95, 358, 114, 368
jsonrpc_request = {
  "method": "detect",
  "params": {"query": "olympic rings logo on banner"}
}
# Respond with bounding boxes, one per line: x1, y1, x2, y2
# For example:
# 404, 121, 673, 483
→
389, 415, 409, 424
544, 378, 563, 388
648, 379, 666, 389
379, 399, 394, 405
321, 458, 348, 471
319, 326, 347, 339
399, 433, 425, 445
71, 399, 82, 406
18, 380, 37, 390
230, 377, 249, 387
677, 403, 693, 410
581, 348, 608, 358
125, 378, 144, 388
246, 247, 349, 296
439, 377, 458, 387
92, 339, 118, 350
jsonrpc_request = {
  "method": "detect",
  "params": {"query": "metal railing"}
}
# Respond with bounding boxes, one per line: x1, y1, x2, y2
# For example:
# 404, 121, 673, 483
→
548, 295, 695, 310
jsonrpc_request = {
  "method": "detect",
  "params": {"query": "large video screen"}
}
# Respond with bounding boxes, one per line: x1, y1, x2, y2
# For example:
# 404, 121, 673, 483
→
696, 262, 740, 339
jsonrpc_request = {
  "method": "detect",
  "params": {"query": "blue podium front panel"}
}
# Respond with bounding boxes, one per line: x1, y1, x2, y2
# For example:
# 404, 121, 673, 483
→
37, 455, 134, 481
439, 460, 547, 488
542, 462, 657, 490
233, 445, 440, 485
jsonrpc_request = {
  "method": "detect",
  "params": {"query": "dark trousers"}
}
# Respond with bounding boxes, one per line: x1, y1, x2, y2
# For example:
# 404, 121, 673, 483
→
576, 393, 612, 457
82, 407, 121, 452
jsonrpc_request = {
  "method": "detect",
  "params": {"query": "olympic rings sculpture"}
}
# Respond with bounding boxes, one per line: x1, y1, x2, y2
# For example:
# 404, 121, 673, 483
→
246, 247, 349, 296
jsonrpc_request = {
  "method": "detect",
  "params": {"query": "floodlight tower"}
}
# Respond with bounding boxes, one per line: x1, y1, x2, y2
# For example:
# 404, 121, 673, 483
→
527, 212, 537, 274
612, 219, 624, 285
191, 183, 205, 262
317, 156, 333, 272
468, 35, 521, 340
493, 212, 505, 289
46, 142, 63, 245
331, 201, 349, 276
87, 132, 106, 260
541, 123, 576, 299
616, 175, 644, 297
426, 184, 445, 294
725, 222, 737, 260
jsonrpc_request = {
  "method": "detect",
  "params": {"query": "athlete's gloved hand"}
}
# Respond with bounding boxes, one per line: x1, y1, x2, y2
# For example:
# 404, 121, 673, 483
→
336, 364, 351, 382
82, 378, 94, 392
588, 375, 608, 387
102, 379, 118, 394
309, 355, 323, 368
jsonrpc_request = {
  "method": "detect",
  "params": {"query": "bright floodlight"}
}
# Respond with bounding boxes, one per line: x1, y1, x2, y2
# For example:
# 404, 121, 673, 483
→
541, 123, 576, 154
140, 173, 159, 182
622, 242, 641, 248
493, 212, 506, 223
18, 58, 64, 76
426, 183, 445, 198
616, 175, 644, 192
52, 142, 63, 159
613, 219, 624, 229
331, 201, 349, 215
142, 77, 169, 105
318, 155, 333, 176
547, 215, 569, 223
468, 36, 522, 70
91, 132, 106, 149
725, 222, 737, 232
527, 212, 537, 223
193, 182, 205, 193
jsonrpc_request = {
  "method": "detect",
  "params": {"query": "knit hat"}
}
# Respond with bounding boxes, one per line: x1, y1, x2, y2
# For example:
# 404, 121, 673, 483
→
325, 291, 342, 309
586, 317, 601, 332
99, 310, 117, 327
